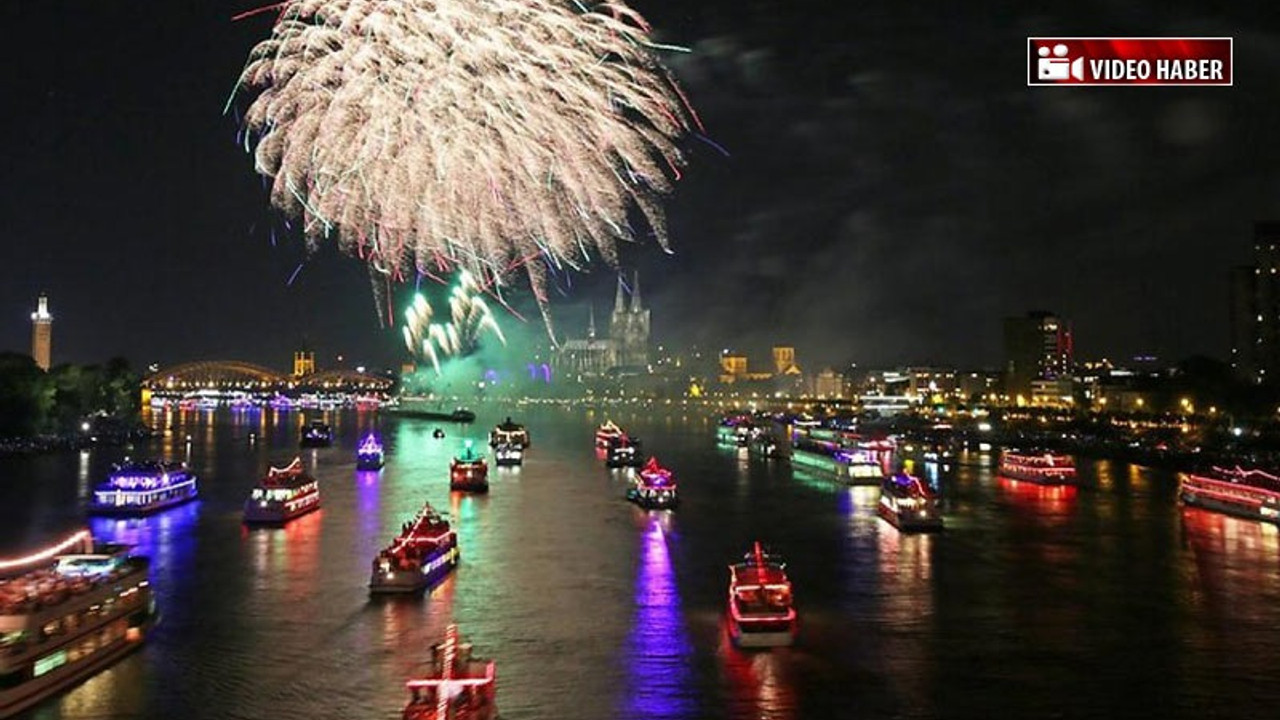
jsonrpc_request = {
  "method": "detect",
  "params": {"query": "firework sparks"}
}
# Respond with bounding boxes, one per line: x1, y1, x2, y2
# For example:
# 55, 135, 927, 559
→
232, 0, 699, 340
403, 271, 507, 374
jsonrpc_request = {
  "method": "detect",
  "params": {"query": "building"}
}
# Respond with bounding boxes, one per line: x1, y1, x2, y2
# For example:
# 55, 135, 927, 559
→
30, 294, 52, 371
1003, 311, 1073, 402
1228, 222, 1280, 383
610, 273, 651, 369
812, 368, 847, 398
554, 274, 651, 379
292, 349, 316, 377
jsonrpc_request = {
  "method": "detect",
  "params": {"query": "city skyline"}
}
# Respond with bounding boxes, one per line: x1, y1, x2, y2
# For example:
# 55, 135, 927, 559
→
3, 3, 1280, 371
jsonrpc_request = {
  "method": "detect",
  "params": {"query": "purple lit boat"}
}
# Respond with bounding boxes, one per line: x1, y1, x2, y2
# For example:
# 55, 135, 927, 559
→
878, 472, 944, 532
626, 457, 678, 509
357, 433, 385, 470
88, 460, 198, 516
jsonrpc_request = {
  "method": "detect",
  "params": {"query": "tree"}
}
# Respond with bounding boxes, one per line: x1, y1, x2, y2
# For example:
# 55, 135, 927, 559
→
0, 353, 54, 436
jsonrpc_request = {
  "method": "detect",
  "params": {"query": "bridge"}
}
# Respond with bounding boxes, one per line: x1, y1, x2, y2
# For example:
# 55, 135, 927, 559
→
142, 360, 394, 393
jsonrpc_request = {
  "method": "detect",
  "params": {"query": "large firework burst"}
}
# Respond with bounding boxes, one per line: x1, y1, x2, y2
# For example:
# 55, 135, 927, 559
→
232, 0, 700, 338
403, 271, 507, 374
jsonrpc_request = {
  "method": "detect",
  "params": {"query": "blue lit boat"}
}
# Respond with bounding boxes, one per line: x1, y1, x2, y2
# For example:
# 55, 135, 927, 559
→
0, 530, 157, 717
243, 457, 321, 525
727, 542, 796, 648
300, 420, 334, 448
402, 625, 496, 720
450, 441, 489, 493
356, 433, 385, 470
88, 460, 198, 516
626, 457, 678, 509
878, 472, 944, 532
370, 503, 459, 594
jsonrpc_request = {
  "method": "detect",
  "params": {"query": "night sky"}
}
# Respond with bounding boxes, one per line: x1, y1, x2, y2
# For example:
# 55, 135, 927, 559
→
3, 1, 1279, 374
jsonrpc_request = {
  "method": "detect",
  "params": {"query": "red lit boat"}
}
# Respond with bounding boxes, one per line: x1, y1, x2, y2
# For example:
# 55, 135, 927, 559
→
727, 542, 796, 648
626, 457, 678, 509
370, 503, 460, 594
450, 442, 489, 493
1180, 466, 1280, 524
998, 449, 1077, 485
402, 624, 496, 720
878, 471, 944, 531
595, 420, 624, 449
243, 457, 321, 524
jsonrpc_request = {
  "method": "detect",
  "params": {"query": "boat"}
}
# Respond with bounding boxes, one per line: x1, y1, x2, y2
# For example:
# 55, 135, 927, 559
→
243, 457, 322, 524
605, 434, 643, 468
727, 541, 796, 648
877, 471, 944, 531
0, 529, 158, 717
389, 399, 477, 424
716, 419, 753, 447
997, 449, 1077, 485
450, 441, 489, 493
488, 417, 530, 448
300, 420, 334, 448
493, 443, 523, 467
402, 624, 496, 720
789, 446, 883, 485
595, 420, 624, 449
369, 503, 460, 594
87, 460, 198, 516
356, 433, 385, 470
1180, 466, 1280, 524
626, 457, 678, 509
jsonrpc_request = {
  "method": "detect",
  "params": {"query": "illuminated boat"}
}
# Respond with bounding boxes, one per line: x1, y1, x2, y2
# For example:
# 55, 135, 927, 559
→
450, 442, 489, 493
370, 503, 460, 594
88, 460, 198, 516
877, 472, 944, 532
716, 417, 753, 447
356, 433, 385, 470
1180, 466, 1280, 524
595, 420, 624, 449
402, 624, 496, 720
243, 457, 321, 524
493, 443, 523, 467
605, 435, 643, 468
789, 446, 884, 486
626, 457, 678, 509
488, 417, 530, 448
300, 420, 334, 448
727, 541, 796, 648
0, 530, 157, 717
997, 449, 1076, 485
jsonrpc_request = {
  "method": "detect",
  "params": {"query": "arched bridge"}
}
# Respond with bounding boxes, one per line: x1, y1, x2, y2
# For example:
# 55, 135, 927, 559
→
143, 361, 394, 392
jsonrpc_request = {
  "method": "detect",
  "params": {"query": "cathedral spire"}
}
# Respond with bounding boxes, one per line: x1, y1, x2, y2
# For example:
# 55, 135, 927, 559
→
630, 271, 642, 313
614, 275, 626, 314
587, 304, 597, 340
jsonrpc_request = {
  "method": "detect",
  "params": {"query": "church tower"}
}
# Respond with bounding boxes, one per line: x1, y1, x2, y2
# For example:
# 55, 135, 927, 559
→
610, 272, 651, 368
30, 294, 52, 371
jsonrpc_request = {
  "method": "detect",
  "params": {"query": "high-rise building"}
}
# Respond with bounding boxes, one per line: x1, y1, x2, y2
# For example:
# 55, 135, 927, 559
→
1230, 222, 1280, 383
30, 294, 52, 371
1003, 311, 1072, 400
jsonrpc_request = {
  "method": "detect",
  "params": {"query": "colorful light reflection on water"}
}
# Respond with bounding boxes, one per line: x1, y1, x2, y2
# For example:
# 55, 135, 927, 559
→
621, 514, 695, 719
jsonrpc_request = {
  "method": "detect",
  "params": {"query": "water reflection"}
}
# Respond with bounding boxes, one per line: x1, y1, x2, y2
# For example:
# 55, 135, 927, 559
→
621, 515, 694, 719
716, 620, 796, 720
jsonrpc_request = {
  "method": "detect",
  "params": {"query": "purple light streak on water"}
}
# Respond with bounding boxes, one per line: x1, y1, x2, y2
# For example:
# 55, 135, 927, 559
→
622, 517, 694, 719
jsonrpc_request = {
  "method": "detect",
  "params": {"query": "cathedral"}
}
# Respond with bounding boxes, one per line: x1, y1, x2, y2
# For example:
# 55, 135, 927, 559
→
554, 273, 651, 380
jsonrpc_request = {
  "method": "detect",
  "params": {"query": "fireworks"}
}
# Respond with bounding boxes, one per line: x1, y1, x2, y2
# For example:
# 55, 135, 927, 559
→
232, 0, 700, 336
403, 271, 507, 374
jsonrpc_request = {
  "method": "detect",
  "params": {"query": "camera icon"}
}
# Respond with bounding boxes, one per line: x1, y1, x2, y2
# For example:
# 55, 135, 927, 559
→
1037, 43, 1084, 81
